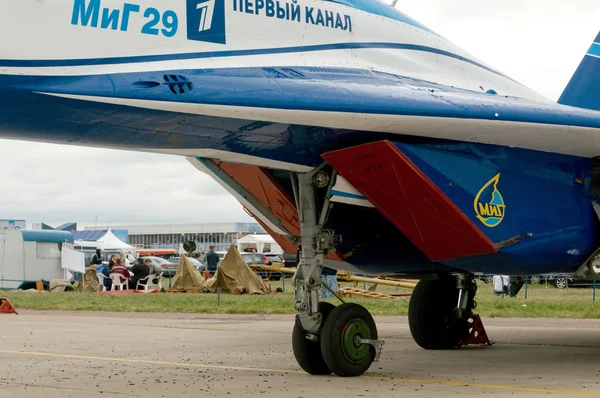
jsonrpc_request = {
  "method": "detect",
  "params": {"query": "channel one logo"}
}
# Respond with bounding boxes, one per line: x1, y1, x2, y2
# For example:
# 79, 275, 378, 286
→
187, 0, 226, 44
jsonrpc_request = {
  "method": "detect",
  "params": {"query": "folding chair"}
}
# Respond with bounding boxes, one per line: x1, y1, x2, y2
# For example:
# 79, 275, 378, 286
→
110, 274, 128, 291
96, 273, 109, 292
136, 275, 152, 290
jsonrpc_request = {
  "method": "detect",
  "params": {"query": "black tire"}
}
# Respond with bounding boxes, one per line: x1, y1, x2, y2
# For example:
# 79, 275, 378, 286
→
409, 278, 469, 350
554, 278, 568, 289
292, 302, 335, 375
320, 303, 377, 377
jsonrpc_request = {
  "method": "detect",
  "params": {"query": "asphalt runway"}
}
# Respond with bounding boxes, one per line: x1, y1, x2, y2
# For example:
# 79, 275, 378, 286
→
2, 311, 600, 397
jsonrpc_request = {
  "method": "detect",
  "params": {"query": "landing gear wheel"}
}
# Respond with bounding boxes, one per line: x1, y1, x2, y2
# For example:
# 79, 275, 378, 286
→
409, 279, 470, 349
292, 302, 335, 375
320, 303, 377, 377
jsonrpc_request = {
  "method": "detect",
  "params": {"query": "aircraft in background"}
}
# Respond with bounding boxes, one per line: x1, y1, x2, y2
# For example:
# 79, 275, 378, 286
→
2, 0, 600, 377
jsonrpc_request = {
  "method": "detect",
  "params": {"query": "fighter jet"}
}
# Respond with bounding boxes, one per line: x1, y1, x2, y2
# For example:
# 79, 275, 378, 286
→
2, 0, 600, 377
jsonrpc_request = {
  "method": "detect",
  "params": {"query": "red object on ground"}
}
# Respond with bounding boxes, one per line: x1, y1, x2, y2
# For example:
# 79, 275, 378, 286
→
103, 290, 158, 294
323, 140, 498, 262
459, 313, 493, 347
0, 298, 18, 314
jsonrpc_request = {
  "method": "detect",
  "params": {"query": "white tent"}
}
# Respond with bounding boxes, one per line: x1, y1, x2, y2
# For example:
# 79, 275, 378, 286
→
96, 229, 136, 256
236, 234, 282, 254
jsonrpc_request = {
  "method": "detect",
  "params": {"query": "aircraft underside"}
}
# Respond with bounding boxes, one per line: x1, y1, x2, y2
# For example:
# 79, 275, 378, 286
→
1, 79, 599, 276
4, 0, 600, 376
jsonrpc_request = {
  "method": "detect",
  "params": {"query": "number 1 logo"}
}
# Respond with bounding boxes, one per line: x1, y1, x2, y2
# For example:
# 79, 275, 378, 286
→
197, 0, 215, 32
186, 0, 226, 44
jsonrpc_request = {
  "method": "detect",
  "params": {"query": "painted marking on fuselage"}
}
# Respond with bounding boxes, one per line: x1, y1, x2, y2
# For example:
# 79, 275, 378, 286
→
474, 173, 506, 228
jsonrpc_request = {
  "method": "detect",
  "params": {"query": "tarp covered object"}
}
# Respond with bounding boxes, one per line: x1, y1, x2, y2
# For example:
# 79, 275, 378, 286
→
206, 245, 269, 295
171, 255, 206, 290
50, 279, 72, 292
83, 265, 99, 292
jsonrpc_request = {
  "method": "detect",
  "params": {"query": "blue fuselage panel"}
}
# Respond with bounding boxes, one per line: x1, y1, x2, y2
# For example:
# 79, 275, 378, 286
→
396, 143, 597, 274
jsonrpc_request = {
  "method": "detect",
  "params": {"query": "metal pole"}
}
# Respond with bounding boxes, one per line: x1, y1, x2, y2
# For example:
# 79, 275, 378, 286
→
524, 276, 528, 299
594, 280, 596, 302
217, 287, 221, 306
282, 274, 285, 292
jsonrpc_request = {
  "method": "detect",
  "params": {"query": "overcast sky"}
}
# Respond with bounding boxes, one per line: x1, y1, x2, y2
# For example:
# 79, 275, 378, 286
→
1, 1, 599, 228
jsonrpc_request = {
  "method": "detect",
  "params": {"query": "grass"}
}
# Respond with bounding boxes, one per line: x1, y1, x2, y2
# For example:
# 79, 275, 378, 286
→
2, 281, 600, 318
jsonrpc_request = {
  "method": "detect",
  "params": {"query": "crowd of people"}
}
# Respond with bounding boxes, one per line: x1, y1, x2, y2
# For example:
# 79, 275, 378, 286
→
92, 249, 160, 291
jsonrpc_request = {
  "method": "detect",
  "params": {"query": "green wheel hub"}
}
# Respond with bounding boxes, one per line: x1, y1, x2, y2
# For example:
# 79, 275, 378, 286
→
341, 318, 371, 363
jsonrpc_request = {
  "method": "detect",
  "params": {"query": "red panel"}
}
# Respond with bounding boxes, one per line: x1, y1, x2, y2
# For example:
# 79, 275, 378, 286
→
323, 141, 497, 262
217, 161, 344, 262
217, 161, 301, 236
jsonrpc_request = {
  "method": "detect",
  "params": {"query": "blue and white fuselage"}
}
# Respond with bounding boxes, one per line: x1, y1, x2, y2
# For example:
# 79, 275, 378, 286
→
2, 0, 600, 277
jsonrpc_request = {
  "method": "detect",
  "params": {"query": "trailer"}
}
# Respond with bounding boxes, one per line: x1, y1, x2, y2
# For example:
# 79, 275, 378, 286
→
0, 229, 75, 290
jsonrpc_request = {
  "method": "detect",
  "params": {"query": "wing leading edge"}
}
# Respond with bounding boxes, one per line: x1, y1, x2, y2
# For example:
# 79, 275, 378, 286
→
17, 66, 600, 158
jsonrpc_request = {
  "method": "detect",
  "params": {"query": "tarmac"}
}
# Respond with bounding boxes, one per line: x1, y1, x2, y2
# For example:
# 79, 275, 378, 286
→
2, 311, 600, 397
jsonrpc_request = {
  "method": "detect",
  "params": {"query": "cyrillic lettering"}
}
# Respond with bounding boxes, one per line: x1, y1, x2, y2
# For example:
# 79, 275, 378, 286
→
266, 0, 275, 17
305, 6, 315, 24
276, 1, 286, 19
324, 10, 334, 27
100, 8, 120, 30
255, 0, 265, 14
244, 0, 254, 14
71, 0, 100, 27
335, 13, 343, 29
344, 14, 352, 32
315, 9, 324, 26
120, 3, 140, 31
290, 3, 300, 21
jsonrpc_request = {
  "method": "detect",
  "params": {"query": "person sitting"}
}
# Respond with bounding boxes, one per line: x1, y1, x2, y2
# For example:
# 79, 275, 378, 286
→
130, 258, 150, 289
110, 258, 131, 287
96, 262, 112, 291
108, 255, 117, 268
145, 259, 161, 285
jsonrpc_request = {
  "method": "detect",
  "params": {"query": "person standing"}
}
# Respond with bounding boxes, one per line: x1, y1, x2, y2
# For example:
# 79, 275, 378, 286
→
492, 275, 509, 296
321, 267, 338, 298
205, 246, 219, 275
91, 248, 103, 266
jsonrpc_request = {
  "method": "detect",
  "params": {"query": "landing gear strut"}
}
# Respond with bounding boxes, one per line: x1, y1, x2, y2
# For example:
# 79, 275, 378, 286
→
408, 274, 476, 349
291, 170, 382, 377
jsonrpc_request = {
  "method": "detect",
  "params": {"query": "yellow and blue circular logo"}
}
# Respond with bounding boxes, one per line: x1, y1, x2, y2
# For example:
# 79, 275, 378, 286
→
474, 173, 505, 228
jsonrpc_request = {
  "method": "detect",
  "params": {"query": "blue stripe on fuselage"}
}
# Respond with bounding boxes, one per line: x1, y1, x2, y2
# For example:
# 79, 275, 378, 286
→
330, 190, 366, 200
0, 42, 505, 78
587, 42, 600, 57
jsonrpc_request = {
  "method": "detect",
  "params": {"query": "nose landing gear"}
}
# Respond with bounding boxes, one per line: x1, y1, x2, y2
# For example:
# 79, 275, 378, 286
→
290, 170, 382, 377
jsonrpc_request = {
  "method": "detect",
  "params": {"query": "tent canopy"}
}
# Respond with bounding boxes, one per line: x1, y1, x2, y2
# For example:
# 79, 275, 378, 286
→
95, 229, 136, 255
236, 234, 282, 254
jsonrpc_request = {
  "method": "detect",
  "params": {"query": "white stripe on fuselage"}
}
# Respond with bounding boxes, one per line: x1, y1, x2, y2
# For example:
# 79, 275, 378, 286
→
37, 92, 600, 158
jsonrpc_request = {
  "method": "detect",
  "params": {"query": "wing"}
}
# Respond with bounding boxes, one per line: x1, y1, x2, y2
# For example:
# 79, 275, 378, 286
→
29, 66, 600, 158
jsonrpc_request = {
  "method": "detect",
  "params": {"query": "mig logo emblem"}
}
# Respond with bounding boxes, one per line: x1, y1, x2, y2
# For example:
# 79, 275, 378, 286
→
474, 173, 505, 228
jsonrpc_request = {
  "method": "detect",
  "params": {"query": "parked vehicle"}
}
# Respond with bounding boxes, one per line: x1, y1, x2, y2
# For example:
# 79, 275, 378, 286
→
139, 256, 177, 277
169, 256, 205, 272
282, 252, 298, 267
241, 252, 271, 265
264, 254, 283, 264
552, 275, 600, 289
